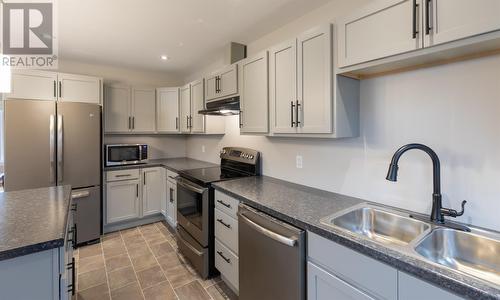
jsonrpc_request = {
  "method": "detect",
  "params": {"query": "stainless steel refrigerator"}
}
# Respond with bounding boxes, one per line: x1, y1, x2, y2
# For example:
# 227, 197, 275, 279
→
4, 99, 102, 244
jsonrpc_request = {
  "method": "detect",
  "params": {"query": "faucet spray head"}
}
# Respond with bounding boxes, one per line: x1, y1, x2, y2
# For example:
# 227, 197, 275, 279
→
386, 163, 399, 182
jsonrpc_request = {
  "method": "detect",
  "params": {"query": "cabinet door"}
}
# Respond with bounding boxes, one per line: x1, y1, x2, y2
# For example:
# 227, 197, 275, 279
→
398, 272, 462, 300
219, 64, 238, 97
166, 180, 177, 227
338, 0, 422, 67
156, 87, 179, 133
297, 24, 332, 133
106, 179, 139, 224
190, 79, 205, 133
104, 85, 131, 133
424, 0, 500, 47
269, 39, 297, 133
205, 75, 218, 101
239, 51, 269, 133
6, 70, 57, 101
142, 167, 164, 216
132, 87, 156, 133
308, 262, 374, 300
179, 84, 191, 133
58, 73, 101, 104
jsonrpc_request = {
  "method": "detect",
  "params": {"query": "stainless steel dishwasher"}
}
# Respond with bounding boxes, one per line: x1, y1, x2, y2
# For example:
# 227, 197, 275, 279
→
238, 204, 305, 300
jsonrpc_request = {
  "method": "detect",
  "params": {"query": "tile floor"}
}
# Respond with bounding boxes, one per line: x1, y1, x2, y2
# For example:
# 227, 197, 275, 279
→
74, 221, 238, 300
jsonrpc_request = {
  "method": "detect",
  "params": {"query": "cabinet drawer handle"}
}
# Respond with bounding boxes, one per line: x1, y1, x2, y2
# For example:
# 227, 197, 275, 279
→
412, 0, 419, 39
217, 199, 231, 208
116, 174, 131, 178
217, 218, 231, 229
290, 101, 295, 127
217, 251, 231, 263
295, 100, 301, 127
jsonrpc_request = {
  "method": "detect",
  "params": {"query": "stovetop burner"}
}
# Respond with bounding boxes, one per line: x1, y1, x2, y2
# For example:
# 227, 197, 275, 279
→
178, 166, 250, 186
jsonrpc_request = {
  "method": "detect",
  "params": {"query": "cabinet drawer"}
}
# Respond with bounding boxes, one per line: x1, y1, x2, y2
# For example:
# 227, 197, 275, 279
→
214, 190, 239, 217
215, 239, 239, 291
215, 208, 238, 254
308, 232, 397, 300
106, 169, 140, 182
166, 170, 178, 182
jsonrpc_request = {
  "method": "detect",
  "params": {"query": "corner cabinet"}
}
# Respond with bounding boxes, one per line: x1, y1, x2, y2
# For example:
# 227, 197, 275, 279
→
142, 167, 165, 216
190, 79, 206, 133
7, 70, 102, 104
156, 87, 180, 133
270, 24, 334, 134
307, 231, 463, 300
239, 51, 269, 133
179, 83, 192, 133
205, 64, 238, 102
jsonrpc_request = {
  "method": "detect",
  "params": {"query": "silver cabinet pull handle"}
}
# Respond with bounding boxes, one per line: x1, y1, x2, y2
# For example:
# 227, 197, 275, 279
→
290, 101, 295, 127
238, 211, 298, 247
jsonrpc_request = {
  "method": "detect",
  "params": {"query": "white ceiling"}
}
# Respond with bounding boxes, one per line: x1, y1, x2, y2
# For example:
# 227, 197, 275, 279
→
58, 0, 332, 76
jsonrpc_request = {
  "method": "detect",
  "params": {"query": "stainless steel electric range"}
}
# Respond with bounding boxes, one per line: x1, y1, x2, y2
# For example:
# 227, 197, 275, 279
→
175, 147, 261, 279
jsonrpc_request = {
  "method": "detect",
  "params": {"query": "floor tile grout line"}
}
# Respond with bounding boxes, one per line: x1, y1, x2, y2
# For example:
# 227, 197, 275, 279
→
155, 221, 217, 300
119, 228, 147, 300
99, 237, 113, 300
139, 223, 180, 300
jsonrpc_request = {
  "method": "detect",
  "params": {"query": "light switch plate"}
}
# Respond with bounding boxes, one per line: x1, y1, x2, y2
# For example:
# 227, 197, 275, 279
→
296, 155, 303, 169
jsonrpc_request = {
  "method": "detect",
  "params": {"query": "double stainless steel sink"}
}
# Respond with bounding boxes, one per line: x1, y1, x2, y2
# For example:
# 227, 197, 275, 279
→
321, 204, 500, 287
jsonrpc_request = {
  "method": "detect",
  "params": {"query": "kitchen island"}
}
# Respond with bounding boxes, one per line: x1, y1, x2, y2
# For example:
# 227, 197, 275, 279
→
0, 185, 75, 300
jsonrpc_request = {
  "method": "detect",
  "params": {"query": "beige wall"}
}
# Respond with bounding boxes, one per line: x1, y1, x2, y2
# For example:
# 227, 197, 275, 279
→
184, 0, 500, 231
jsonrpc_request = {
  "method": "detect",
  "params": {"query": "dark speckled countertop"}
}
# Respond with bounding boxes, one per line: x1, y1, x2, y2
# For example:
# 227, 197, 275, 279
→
0, 185, 72, 261
104, 157, 218, 172
212, 176, 500, 300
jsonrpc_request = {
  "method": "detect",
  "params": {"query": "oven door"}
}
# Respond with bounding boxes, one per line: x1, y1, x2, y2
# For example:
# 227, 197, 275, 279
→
106, 145, 142, 166
176, 177, 209, 247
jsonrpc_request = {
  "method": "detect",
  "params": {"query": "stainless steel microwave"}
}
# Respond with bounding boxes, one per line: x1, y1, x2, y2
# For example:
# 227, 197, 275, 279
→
105, 144, 148, 166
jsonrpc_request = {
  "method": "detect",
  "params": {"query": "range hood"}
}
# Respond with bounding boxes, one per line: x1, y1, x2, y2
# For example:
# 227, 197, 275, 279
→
199, 97, 240, 116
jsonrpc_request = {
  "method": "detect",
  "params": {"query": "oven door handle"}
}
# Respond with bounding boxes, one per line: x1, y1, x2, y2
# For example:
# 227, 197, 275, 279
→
176, 178, 207, 194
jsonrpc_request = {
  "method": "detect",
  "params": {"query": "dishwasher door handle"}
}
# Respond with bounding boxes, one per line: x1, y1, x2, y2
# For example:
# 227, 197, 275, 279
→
238, 211, 298, 247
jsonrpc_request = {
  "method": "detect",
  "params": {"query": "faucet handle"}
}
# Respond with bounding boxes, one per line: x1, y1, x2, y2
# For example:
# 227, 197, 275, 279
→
441, 200, 467, 218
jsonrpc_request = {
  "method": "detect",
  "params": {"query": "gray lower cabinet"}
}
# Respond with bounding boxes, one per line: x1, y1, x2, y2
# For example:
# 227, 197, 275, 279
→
308, 261, 374, 300
398, 272, 462, 300
307, 231, 464, 300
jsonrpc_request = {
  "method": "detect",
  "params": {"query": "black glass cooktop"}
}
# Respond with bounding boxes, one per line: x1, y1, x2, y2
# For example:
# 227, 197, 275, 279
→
179, 166, 250, 186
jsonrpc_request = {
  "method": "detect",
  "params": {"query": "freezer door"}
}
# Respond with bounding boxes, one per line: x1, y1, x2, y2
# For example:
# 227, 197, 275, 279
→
57, 102, 101, 188
4, 100, 56, 191
72, 186, 101, 244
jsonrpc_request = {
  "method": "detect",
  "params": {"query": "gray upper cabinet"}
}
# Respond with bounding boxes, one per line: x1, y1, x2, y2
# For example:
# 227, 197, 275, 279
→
104, 85, 131, 133
156, 87, 180, 133
239, 51, 269, 133
131, 87, 156, 133
338, 0, 422, 68
270, 24, 333, 134
205, 64, 238, 102
424, 0, 500, 47
190, 79, 206, 133
7, 70, 102, 104
179, 83, 191, 133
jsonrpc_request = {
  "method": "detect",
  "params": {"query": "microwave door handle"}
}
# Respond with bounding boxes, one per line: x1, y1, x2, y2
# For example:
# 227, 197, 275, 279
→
176, 178, 207, 194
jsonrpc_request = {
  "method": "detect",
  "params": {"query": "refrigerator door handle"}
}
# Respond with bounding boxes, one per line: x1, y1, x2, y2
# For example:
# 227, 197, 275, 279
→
49, 115, 56, 184
57, 114, 64, 184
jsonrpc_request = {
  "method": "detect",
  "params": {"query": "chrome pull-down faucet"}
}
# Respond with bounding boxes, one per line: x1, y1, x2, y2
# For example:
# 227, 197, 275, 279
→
386, 143, 470, 232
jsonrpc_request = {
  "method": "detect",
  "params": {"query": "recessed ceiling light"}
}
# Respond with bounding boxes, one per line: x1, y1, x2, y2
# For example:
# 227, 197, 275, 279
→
160, 55, 168, 61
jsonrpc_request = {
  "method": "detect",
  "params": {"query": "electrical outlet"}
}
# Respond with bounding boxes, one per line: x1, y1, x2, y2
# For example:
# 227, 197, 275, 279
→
201, 145, 206, 153
296, 155, 303, 169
